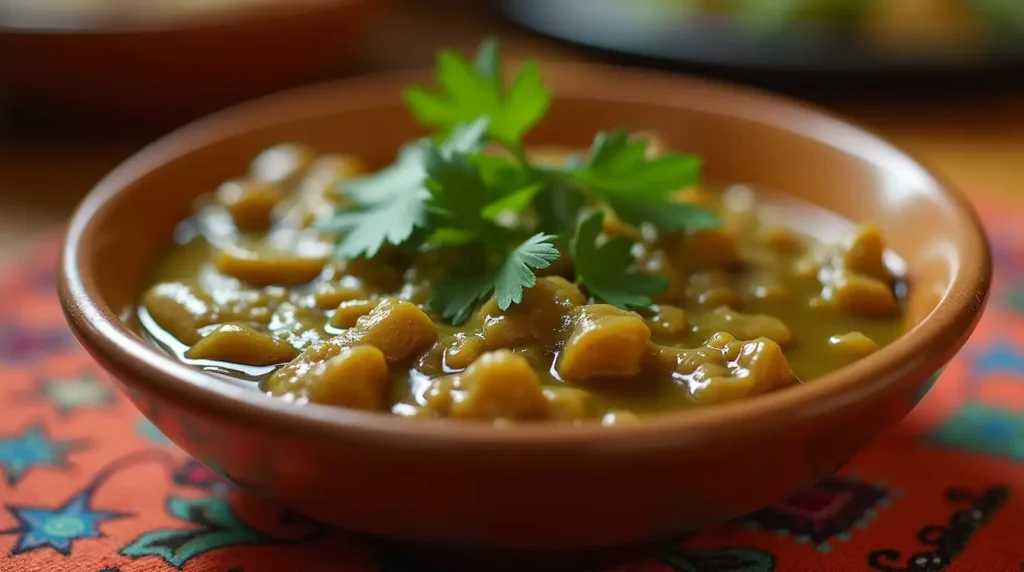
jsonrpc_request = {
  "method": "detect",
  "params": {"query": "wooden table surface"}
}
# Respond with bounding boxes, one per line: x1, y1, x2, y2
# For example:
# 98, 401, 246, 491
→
2, 0, 1022, 263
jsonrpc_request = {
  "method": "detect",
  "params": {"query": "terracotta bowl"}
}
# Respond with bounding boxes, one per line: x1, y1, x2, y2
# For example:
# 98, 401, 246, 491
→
0, 0, 379, 127
58, 64, 991, 561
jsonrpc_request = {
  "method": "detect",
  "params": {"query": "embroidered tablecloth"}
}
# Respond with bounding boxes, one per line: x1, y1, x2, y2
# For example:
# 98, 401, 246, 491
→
2, 196, 1023, 572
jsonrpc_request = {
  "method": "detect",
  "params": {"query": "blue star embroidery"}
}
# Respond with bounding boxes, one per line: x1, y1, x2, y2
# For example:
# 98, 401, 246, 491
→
0, 424, 85, 486
2, 492, 129, 556
970, 343, 1024, 378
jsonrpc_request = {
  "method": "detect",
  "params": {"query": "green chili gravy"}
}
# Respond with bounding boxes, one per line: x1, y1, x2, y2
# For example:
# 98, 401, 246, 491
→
138, 142, 905, 423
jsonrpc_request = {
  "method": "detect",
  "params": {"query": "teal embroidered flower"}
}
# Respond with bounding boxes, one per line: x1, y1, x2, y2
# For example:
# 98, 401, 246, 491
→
926, 402, 1024, 459
120, 496, 270, 568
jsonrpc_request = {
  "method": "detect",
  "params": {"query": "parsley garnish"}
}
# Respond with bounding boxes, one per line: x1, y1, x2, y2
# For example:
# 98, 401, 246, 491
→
325, 38, 721, 325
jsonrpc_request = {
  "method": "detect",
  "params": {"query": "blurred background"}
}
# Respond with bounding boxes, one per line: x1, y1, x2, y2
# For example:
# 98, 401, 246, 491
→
1, 0, 1022, 264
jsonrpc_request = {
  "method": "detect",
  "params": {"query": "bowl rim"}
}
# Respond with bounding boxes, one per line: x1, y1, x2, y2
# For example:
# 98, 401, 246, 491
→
59, 62, 992, 448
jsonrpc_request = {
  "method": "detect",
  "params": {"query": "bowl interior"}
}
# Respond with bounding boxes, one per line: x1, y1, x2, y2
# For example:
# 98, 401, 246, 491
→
64, 65, 989, 436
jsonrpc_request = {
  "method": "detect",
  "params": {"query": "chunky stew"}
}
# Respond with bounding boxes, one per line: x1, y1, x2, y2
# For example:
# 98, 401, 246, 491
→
139, 140, 904, 422
137, 40, 905, 423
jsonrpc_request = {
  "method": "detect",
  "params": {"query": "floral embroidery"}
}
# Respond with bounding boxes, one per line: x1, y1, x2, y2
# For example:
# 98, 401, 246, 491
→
120, 496, 270, 569
926, 403, 1024, 459
172, 459, 232, 495
868, 486, 1008, 572
737, 476, 894, 552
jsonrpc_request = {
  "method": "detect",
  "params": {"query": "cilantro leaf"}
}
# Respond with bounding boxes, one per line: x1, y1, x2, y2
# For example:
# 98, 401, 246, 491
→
500, 63, 550, 140
340, 119, 488, 207
534, 176, 585, 235
427, 233, 559, 325
320, 187, 428, 258
440, 117, 491, 154
336, 143, 423, 206
425, 227, 478, 248
606, 196, 721, 232
568, 130, 718, 232
403, 39, 552, 144
322, 120, 488, 258
471, 149, 585, 234
493, 233, 560, 309
576, 130, 702, 200
474, 37, 501, 86
422, 143, 493, 225
473, 153, 533, 192
428, 273, 494, 326
570, 211, 669, 308
420, 142, 510, 245
480, 183, 542, 221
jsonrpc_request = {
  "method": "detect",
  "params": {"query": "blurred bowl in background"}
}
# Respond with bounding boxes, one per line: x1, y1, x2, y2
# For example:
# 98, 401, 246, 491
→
0, 0, 381, 129
499, 0, 1024, 77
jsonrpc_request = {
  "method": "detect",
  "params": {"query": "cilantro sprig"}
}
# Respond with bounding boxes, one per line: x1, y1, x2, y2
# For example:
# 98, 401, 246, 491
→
418, 141, 560, 323
429, 233, 560, 325
404, 38, 551, 146
570, 211, 669, 309
572, 130, 718, 231
323, 38, 720, 325
320, 119, 489, 258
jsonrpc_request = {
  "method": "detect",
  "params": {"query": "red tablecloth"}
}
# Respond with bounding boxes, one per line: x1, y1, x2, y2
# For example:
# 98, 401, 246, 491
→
1, 196, 1023, 572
